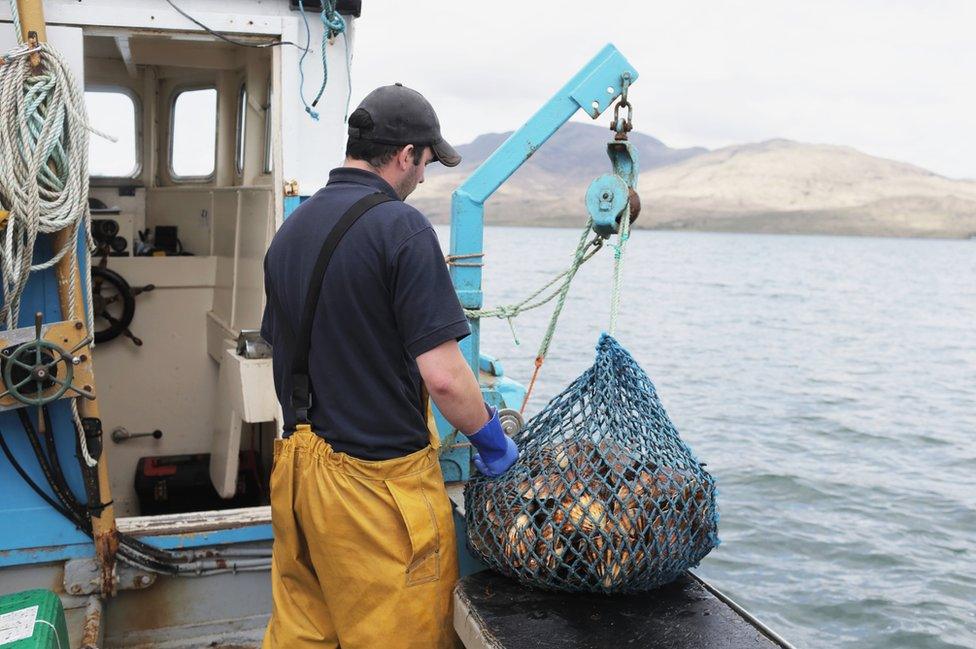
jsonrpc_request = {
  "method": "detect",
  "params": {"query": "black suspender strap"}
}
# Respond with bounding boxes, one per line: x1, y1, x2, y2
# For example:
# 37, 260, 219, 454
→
290, 192, 394, 424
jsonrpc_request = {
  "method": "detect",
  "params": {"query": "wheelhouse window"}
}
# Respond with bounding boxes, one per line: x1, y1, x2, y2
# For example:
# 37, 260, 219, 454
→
85, 89, 138, 178
236, 83, 247, 175
170, 87, 217, 179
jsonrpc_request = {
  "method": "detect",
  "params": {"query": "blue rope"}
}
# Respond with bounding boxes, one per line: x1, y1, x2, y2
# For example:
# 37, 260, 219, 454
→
297, 0, 348, 121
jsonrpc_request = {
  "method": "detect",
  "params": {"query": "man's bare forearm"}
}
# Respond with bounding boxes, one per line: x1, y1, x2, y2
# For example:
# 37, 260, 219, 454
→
417, 340, 490, 436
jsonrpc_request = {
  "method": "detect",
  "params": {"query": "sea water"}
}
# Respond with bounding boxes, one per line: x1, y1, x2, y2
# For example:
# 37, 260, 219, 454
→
436, 225, 976, 649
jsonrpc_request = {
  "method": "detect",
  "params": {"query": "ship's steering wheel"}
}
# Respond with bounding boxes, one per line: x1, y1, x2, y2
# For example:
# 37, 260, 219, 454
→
91, 265, 154, 345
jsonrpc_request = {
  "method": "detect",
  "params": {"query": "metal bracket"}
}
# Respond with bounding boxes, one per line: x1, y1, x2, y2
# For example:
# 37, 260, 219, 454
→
64, 558, 156, 595
608, 140, 639, 187
570, 49, 640, 118
237, 329, 272, 359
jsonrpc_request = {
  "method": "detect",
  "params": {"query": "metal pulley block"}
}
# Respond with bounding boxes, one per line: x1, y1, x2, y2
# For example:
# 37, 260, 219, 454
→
586, 73, 641, 238
586, 173, 630, 237
586, 139, 641, 237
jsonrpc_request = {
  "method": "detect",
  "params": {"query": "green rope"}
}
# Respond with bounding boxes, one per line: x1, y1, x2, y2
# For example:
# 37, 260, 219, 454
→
536, 220, 597, 359
464, 209, 631, 410
464, 220, 603, 349
609, 211, 631, 335
465, 220, 603, 414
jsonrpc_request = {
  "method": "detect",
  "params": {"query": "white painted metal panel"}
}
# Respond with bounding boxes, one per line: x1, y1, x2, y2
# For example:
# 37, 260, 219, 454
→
279, 15, 356, 195
93, 287, 219, 515
1, 1, 284, 36
102, 256, 217, 288
210, 348, 277, 498
233, 188, 272, 331
212, 191, 238, 325
146, 188, 215, 256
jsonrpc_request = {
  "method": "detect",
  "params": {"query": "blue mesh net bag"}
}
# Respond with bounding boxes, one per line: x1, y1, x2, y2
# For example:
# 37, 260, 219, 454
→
465, 334, 719, 593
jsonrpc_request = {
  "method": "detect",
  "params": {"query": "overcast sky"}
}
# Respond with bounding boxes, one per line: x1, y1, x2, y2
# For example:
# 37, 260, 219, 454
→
350, 1, 975, 179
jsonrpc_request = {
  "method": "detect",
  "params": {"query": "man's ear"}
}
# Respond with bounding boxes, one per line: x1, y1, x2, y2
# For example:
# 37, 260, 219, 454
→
398, 144, 416, 170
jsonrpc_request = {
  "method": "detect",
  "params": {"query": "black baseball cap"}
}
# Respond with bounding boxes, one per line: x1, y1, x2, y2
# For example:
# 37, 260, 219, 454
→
347, 83, 461, 167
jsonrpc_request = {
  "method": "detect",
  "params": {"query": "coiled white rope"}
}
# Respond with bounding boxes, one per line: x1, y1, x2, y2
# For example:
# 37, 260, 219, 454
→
0, 15, 110, 467
0, 41, 95, 332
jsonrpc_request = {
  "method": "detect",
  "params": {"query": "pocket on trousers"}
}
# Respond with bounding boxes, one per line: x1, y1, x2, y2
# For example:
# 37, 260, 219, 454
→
386, 472, 441, 587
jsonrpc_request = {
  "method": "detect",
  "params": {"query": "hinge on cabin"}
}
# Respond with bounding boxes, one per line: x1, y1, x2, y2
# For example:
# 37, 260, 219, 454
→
283, 180, 300, 197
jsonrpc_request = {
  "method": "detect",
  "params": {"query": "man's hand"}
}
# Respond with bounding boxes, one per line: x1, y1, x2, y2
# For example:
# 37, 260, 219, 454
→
468, 405, 519, 477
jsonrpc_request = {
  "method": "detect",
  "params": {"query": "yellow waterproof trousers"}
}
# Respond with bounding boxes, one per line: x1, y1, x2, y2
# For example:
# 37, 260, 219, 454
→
262, 426, 459, 649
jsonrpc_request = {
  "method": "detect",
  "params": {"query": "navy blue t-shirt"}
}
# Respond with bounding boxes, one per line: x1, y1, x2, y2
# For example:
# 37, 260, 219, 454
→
261, 168, 470, 460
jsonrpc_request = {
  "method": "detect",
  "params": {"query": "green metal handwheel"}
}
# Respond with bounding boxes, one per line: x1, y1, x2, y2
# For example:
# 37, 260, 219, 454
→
0, 313, 79, 407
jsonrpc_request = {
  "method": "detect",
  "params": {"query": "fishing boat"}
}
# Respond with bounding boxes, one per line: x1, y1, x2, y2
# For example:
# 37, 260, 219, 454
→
0, 1, 793, 647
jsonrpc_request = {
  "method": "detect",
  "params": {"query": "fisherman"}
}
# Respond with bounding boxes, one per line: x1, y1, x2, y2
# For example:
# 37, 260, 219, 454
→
260, 84, 519, 649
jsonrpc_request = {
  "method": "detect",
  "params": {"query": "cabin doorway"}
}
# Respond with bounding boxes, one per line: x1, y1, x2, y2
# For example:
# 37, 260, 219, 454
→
84, 29, 282, 519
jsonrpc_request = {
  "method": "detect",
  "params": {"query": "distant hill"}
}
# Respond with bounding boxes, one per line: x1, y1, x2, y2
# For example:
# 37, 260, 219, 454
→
439, 122, 706, 179
410, 122, 706, 228
409, 124, 976, 239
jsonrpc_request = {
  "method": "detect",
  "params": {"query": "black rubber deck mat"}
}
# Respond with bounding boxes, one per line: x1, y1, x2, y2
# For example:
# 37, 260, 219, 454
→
455, 570, 789, 649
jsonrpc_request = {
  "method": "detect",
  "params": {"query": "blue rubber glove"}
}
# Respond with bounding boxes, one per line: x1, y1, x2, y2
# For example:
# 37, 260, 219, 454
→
468, 405, 519, 477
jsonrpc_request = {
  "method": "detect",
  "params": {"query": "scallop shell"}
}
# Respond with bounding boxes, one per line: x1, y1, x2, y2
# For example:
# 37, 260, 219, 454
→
595, 548, 624, 589
619, 506, 647, 537
530, 474, 565, 500
633, 469, 663, 499
484, 500, 497, 524
502, 513, 535, 569
567, 495, 606, 534
597, 438, 633, 477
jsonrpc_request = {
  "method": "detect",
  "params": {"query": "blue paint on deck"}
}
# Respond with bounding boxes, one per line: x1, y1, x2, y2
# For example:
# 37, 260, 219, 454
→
0, 233, 93, 558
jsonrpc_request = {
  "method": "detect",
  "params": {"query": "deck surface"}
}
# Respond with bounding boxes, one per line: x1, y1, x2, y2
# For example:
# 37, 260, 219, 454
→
454, 570, 786, 649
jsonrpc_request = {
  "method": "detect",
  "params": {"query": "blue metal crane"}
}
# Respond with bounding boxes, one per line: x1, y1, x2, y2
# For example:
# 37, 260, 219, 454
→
436, 43, 641, 481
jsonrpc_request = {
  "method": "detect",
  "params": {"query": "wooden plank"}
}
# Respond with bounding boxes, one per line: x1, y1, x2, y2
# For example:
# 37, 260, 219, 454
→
117, 506, 271, 536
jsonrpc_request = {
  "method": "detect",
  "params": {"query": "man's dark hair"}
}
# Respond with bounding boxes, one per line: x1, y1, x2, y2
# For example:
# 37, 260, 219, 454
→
346, 138, 426, 168
346, 107, 426, 167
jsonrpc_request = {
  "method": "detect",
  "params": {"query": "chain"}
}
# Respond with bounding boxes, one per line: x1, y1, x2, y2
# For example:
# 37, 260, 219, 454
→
611, 73, 634, 139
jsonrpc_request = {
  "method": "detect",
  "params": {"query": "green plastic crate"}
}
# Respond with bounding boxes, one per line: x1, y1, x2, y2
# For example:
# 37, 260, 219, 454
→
0, 590, 68, 649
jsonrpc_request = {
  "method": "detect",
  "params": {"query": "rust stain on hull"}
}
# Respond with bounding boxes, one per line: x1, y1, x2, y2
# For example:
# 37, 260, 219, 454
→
80, 596, 102, 649
95, 529, 119, 595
